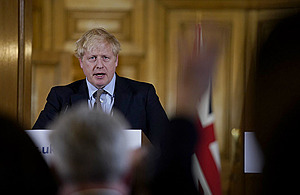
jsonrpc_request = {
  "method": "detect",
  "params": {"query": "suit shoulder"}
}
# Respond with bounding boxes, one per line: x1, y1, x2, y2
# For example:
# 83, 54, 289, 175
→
118, 76, 154, 89
51, 79, 86, 93
66, 79, 86, 88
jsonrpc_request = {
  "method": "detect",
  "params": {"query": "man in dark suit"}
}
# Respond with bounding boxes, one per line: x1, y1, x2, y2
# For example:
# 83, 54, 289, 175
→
46, 28, 219, 194
33, 28, 169, 146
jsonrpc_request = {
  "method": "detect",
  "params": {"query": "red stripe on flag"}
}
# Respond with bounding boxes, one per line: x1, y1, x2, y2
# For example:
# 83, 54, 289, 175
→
195, 119, 222, 195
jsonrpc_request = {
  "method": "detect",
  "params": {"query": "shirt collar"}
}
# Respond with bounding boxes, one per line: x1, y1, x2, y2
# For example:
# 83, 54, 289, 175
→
86, 73, 116, 99
103, 73, 116, 97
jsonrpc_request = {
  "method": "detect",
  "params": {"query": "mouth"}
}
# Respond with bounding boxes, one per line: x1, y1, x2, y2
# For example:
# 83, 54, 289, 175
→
93, 73, 106, 78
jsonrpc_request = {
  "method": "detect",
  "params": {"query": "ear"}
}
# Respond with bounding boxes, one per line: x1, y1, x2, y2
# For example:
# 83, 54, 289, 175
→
79, 58, 83, 69
115, 55, 119, 67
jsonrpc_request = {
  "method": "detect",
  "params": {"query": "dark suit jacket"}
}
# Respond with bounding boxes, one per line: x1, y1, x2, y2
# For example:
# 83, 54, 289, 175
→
33, 75, 169, 145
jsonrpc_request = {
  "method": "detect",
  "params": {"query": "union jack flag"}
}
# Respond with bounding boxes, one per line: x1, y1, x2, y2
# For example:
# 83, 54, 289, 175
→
192, 24, 222, 195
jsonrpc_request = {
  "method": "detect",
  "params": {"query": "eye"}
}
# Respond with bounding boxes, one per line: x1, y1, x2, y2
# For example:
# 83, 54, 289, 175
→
102, 56, 110, 62
88, 56, 97, 62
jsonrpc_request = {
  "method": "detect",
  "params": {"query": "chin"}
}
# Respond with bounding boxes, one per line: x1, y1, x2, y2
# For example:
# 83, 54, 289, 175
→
93, 79, 106, 86
96, 82, 107, 88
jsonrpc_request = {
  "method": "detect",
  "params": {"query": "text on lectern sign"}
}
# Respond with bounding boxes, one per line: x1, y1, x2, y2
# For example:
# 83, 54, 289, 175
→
26, 129, 142, 165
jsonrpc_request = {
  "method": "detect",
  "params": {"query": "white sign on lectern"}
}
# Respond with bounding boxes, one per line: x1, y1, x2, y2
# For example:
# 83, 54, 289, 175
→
26, 129, 142, 165
244, 132, 264, 173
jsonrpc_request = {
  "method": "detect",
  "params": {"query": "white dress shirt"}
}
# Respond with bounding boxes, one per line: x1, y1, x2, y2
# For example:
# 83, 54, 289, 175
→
86, 74, 116, 114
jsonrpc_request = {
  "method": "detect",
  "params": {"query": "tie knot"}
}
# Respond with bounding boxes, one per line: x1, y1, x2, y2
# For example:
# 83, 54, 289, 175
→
93, 88, 105, 99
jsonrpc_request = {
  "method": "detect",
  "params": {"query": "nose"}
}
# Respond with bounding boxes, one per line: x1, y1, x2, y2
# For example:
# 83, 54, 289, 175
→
95, 58, 104, 69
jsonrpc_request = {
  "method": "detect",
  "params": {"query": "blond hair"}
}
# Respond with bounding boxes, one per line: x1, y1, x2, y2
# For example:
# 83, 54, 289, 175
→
74, 28, 121, 59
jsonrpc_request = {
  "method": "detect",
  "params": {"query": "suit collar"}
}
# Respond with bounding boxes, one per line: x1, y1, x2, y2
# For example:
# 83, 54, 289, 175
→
70, 79, 89, 105
113, 75, 132, 116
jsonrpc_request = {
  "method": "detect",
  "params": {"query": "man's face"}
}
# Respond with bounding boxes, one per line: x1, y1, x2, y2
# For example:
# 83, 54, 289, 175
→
79, 41, 118, 89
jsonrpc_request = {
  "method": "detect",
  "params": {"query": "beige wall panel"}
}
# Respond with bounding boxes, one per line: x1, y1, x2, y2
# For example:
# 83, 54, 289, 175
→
117, 65, 138, 80
31, 64, 56, 125
63, 0, 145, 56
0, 0, 19, 118
65, 0, 134, 10
143, 0, 167, 106
117, 55, 144, 80
77, 19, 121, 32
53, 0, 66, 51
159, 0, 300, 9
31, 51, 73, 126
20, 0, 33, 129
67, 11, 131, 41
0, 0, 32, 129
42, 0, 53, 50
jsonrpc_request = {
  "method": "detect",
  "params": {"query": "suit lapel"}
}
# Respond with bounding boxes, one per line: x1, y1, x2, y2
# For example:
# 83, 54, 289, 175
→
113, 75, 132, 116
70, 79, 89, 106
